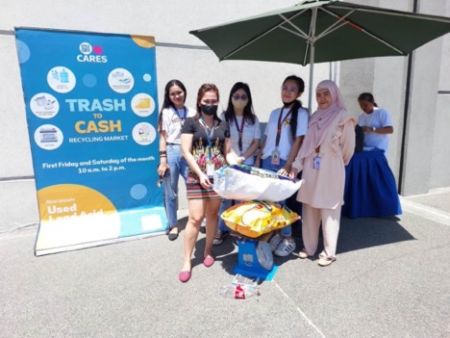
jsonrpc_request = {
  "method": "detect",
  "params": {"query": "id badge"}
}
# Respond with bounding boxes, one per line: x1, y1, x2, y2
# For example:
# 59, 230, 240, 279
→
271, 149, 280, 166
206, 161, 215, 177
313, 155, 321, 170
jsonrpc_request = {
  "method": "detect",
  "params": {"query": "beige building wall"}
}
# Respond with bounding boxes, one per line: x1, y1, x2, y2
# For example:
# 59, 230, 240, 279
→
0, 0, 330, 231
1, 0, 449, 230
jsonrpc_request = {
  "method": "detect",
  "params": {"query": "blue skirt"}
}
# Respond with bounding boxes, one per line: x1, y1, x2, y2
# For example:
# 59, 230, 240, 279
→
343, 149, 402, 218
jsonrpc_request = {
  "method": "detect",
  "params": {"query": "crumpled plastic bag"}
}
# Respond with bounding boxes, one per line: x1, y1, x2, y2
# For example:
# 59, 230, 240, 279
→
221, 201, 300, 238
213, 165, 302, 202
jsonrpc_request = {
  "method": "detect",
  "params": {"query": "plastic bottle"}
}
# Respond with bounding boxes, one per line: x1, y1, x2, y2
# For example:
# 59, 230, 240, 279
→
59, 68, 69, 83
219, 283, 260, 299
232, 274, 258, 287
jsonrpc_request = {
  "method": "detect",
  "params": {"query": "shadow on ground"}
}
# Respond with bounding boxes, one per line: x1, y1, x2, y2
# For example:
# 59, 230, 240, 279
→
178, 212, 415, 279
338, 215, 415, 254
177, 216, 238, 272
290, 215, 415, 256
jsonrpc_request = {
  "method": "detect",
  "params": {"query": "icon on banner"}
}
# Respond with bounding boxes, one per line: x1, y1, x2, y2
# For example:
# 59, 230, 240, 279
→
79, 42, 93, 55
51, 68, 68, 83
34, 124, 64, 150
36, 96, 55, 109
143, 73, 152, 82
77, 42, 108, 63
30, 93, 59, 119
47, 66, 76, 93
131, 93, 155, 117
108, 68, 134, 94
35, 96, 55, 109
136, 98, 150, 109
132, 122, 156, 146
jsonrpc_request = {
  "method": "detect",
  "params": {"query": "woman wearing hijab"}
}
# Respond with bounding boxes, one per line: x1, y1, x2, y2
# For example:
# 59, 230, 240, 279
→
290, 80, 355, 266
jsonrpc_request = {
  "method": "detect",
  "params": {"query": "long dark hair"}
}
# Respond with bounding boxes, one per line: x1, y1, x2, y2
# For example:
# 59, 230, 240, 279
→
195, 83, 220, 121
358, 92, 378, 107
282, 75, 305, 139
158, 79, 187, 130
224, 82, 256, 125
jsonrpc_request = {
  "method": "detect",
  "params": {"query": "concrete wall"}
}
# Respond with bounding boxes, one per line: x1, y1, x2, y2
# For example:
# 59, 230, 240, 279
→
399, 0, 449, 195
0, 0, 329, 231
1, 0, 449, 231
431, 0, 450, 189
340, 0, 450, 195
340, 0, 411, 184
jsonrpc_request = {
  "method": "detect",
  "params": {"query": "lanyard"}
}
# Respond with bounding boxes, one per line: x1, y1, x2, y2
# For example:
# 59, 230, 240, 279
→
199, 118, 216, 147
275, 108, 292, 147
175, 107, 187, 122
233, 116, 245, 152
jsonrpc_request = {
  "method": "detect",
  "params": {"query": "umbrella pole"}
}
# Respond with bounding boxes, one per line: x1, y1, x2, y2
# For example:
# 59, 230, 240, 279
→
308, 43, 314, 111
307, 7, 318, 112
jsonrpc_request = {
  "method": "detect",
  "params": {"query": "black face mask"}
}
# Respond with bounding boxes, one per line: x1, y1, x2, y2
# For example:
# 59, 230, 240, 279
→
201, 104, 218, 116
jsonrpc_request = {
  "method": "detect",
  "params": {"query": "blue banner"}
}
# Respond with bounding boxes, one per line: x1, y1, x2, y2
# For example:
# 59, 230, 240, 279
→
15, 28, 167, 255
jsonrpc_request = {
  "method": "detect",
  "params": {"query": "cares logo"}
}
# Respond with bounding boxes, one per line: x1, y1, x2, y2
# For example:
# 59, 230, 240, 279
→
77, 42, 108, 63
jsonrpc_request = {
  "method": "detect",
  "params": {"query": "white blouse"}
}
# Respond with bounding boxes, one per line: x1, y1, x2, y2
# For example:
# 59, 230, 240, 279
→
159, 106, 196, 144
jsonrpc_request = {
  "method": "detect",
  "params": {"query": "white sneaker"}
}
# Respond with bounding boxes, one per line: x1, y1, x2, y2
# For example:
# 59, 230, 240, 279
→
269, 233, 283, 252
274, 237, 296, 257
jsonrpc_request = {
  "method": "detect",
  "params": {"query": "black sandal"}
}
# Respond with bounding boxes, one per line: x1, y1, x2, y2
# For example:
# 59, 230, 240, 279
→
167, 227, 179, 241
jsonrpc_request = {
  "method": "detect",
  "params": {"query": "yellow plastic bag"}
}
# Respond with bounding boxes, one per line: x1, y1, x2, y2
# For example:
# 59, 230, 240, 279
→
221, 201, 300, 238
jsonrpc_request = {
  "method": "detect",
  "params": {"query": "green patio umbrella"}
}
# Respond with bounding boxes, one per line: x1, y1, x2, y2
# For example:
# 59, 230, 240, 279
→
190, 0, 450, 108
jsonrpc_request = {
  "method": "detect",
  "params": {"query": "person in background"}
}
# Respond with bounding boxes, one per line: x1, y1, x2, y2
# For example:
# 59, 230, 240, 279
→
157, 80, 196, 241
214, 82, 261, 245
357, 92, 393, 152
179, 83, 241, 283
290, 80, 355, 267
256, 75, 308, 257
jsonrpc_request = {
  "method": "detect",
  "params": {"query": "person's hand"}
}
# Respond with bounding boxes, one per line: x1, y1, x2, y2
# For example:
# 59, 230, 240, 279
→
289, 167, 299, 179
199, 173, 212, 189
157, 162, 169, 177
226, 152, 239, 165
237, 156, 245, 164
277, 167, 288, 176
362, 126, 373, 133
277, 164, 291, 176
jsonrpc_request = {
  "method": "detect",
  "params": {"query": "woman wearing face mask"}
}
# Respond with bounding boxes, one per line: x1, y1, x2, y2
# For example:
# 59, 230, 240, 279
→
158, 80, 196, 241
290, 80, 355, 267
213, 82, 261, 245
257, 75, 309, 257
179, 83, 240, 283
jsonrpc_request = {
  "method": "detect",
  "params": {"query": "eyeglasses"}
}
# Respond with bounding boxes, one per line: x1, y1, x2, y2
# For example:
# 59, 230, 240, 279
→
232, 94, 248, 101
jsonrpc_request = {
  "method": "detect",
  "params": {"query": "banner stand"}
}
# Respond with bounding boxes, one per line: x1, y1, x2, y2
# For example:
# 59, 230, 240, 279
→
16, 28, 167, 255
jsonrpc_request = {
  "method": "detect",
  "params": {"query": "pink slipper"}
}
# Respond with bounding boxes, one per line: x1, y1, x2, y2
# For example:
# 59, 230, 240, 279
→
203, 255, 215, 268
178, 270, 191, 283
